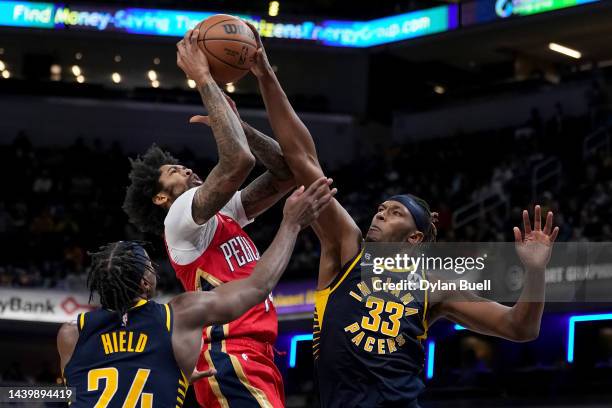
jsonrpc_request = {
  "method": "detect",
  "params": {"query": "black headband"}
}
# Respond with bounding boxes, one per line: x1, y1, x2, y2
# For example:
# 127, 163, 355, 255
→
388, 194, 429, 233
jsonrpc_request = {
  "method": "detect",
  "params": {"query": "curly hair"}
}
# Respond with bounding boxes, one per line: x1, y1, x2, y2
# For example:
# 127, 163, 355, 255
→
123, 144, 178, 235
88, 241, 155, 318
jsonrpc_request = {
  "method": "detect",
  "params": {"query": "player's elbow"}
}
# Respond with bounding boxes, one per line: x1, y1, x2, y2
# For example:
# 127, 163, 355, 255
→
224, 151, 256, 181
509, 323, 540, 342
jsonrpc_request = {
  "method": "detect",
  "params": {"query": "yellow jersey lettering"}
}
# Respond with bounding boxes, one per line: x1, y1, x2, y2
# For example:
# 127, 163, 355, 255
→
349, 291, 363, 302
101, 334, 113, 355
364, 336, 375, 352
135, 333, 148, 352
127, 332, 134, 352
377, 338, 386, 354
351, 331, 365, 347
344, 322, 360, 333
386, 338, 397, 353
357, 282, 371, 297
99, 331, 147, 354
400, 293, 414, 305
119, 331, 127, 352
111, 331, 119, 351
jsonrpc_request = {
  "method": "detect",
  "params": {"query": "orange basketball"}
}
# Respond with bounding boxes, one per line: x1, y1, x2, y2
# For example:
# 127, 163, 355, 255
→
196, 15, 257, 84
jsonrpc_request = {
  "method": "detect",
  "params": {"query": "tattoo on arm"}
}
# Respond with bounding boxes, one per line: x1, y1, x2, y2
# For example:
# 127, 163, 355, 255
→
190, 82, 255, 224
243, 122, 293, 181
199, 82, 250, 166
240, 171, 283, 218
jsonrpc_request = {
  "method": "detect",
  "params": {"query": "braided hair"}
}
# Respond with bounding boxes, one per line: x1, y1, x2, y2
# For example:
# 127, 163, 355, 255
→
87, 241, 154, 318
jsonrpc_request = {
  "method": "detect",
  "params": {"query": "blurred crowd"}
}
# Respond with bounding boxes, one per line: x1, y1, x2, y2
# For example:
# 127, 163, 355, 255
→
0, 102, 610, 292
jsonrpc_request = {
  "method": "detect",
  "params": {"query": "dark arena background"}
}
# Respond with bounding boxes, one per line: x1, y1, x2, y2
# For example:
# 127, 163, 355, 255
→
1, 0, 612, 407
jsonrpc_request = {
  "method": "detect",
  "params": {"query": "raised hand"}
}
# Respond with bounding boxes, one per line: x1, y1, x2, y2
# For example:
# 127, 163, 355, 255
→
176, 29, 211, 86
513, 205, 559, 271
243, 20, 273, 78
283, 177, 337, 230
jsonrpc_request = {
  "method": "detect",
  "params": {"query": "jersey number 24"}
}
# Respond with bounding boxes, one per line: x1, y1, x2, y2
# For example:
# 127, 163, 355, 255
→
88, 367, 152, 408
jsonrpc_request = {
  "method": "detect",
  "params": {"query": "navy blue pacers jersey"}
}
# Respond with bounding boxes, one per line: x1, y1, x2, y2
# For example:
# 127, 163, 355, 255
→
63, 300, 189, 408
314, 248, 429, 408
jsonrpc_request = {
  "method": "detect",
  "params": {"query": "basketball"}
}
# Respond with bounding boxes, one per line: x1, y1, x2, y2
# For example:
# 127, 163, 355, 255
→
196, 15, 257, 84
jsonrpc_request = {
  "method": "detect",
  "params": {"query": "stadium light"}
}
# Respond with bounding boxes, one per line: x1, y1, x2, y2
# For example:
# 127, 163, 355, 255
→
434, 85, 445, 94
151, 80, 160, 88
567, 313, 612, 363
75, 52, 83, 60
71, 65, 81, 76
187, 79, 196, 89
226, 82, 235, 93
1, 70, 9, 79
76, 75, 85, 83
0, 60, 5, 71
269, 1, 280, 17
50, 64, 61, 75
153, 57, 161, 65
289, 333, 313, 368
549, 43, 581, 59
111, 72, 122, 84
426, 341, 435, 379
147, 70, 157, 81
114, 54, 122, 63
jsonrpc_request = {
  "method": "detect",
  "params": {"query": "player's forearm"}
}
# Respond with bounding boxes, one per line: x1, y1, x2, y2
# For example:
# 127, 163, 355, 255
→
247, 220, 300, 294
256, 72, 318, 163
508, 267, 546, 341
204, 221, 300, 324
198, 77, 255, 169
242, 121, 293, 182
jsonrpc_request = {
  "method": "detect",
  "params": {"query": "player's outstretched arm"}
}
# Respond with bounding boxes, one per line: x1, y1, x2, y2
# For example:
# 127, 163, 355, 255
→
177, 28, 255, 224
430, 206, 559, 342
246, 23, 362, 285
171, 177, 336, 329
190, 93, 295, 219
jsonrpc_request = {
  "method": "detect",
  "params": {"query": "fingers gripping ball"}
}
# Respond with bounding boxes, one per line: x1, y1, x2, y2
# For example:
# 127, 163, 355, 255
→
196, 15, 257, 84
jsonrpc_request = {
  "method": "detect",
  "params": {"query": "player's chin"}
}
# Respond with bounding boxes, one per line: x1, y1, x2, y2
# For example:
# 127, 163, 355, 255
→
365, 230, 380, 242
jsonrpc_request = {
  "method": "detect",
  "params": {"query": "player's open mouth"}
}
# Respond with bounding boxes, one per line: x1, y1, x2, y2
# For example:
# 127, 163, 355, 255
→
368, 225, 381, 233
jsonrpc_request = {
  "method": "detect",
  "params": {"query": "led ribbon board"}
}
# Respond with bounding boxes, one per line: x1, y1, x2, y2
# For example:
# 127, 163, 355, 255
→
0, 1, 458, 47
495, 0, 599, 18
462, 0, 599, 25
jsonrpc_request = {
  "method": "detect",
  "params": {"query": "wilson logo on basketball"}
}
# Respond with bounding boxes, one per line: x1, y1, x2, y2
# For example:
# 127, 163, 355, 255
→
223, 23, 240, 35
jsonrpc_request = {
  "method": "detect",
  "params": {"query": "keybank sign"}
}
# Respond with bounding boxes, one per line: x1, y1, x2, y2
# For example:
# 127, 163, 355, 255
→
0, 0, 457, 47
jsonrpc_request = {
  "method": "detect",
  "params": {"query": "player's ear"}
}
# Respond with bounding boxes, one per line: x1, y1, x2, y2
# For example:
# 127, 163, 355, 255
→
406, 231, 424, 245
152, 193, 168, 207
